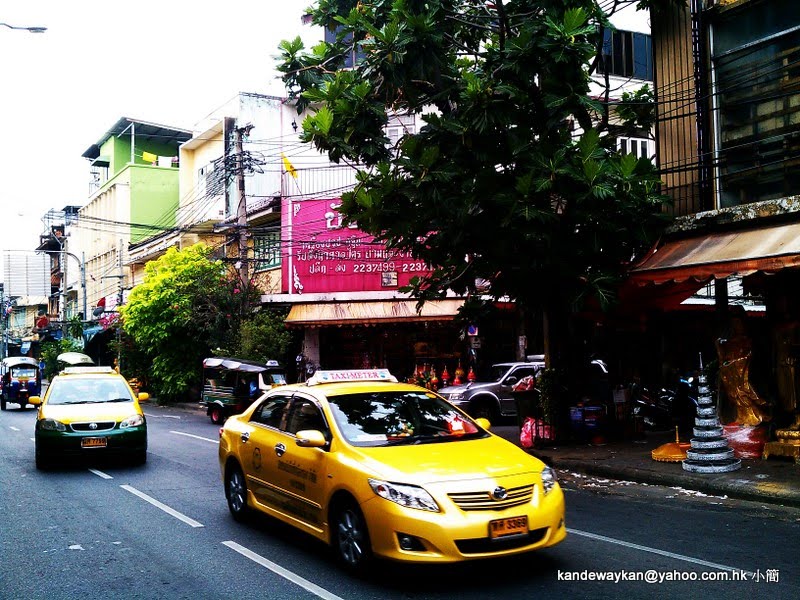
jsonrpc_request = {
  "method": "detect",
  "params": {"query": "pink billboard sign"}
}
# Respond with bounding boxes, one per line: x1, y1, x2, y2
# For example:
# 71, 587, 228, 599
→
282, 198, 431, 294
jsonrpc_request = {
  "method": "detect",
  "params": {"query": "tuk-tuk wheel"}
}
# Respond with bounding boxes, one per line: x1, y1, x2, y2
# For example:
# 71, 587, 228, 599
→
210, 406, 224, 424
0, 397, 6, 411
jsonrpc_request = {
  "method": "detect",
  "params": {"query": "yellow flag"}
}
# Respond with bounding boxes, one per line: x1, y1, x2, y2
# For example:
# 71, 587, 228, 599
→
281, 153, 298, 178
142, 151, 158, 163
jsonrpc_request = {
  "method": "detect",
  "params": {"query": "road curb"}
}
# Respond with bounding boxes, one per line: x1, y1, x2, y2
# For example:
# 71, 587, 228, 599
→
534, 453, 800, 509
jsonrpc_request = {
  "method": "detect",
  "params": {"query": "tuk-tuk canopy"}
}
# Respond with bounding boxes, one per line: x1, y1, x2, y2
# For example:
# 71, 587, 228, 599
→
2, 357, 39, 369
203, 357, 281, 373
57, 352, 95, 366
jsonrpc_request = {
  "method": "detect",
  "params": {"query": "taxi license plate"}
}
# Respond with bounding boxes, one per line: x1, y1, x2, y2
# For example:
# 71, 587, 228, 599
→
489, 516, 528, 539
81, 437, 108, 448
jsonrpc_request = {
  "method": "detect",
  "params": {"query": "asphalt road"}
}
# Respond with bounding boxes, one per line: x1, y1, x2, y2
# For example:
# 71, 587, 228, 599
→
1, 402, 797, 599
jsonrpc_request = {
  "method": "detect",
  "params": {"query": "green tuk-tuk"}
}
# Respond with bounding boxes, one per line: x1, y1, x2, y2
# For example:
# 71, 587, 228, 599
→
200, 357, 286, 424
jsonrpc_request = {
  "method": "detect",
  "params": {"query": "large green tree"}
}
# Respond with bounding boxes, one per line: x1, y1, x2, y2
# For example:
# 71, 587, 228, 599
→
278, 1, 674, 378
120, 244, 257, 401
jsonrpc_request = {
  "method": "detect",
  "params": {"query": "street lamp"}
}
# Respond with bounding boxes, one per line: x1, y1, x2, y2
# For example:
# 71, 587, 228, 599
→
0, 22, 47, 33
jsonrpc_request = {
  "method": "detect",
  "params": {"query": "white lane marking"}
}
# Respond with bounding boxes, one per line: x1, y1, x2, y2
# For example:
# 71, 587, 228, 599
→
567, 528, 754, 575
88, 469, 113, 480
223, 541, 345, 600
120, 485, 204, 528
30, 438, 35, 442
144, 413, 181, 419
170, 430, 219, 444
9, 426, 20, 431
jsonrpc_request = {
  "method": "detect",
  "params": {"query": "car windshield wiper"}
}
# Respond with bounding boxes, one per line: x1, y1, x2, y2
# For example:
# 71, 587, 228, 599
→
106, 398, 132, 403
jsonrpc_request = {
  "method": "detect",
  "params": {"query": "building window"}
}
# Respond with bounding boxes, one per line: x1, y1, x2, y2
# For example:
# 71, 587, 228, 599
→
712, 1, 800, 207
617, 136, 655, 161
385, 113, 417, 147
601, 29, 653, 81
324, 26, 365, 69
253, 232, 281, 273
198, 160, 225, 198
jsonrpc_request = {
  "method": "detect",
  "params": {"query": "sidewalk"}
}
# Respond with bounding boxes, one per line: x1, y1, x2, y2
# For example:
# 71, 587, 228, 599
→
493, 425, 800, 509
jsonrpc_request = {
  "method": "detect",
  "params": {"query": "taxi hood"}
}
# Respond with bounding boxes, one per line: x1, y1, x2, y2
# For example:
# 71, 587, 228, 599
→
351, 434, 544, 484
42, 402, 140, 423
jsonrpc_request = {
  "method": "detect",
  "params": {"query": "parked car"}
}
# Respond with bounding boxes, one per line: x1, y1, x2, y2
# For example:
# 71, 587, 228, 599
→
437, 359, 545, 422
29, 366, 150, 469
218, 368, 565, 571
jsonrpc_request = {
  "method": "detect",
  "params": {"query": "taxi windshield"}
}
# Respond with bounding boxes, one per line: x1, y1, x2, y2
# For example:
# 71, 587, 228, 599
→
47, 377, 134, 405
327, 391, 487, 447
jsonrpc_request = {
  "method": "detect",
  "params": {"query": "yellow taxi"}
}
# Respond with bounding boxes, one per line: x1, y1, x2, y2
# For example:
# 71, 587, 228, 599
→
30, 366, 150, 469
218, 369, 566, 571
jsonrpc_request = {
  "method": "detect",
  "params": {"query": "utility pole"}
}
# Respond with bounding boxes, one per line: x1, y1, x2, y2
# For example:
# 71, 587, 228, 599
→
117, 239, 123, 372
235, 123, 254, 307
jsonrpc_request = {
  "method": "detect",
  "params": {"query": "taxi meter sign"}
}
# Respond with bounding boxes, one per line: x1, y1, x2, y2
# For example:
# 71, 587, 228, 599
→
307, 369, 399, 385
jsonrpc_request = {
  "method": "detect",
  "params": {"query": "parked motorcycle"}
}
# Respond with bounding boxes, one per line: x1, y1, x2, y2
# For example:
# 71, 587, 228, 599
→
630, 376, 698, 432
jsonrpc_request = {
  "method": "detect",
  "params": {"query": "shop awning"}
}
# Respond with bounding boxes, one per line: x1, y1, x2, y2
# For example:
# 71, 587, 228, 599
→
629, 221, 800, 286
285, 299, 465, 327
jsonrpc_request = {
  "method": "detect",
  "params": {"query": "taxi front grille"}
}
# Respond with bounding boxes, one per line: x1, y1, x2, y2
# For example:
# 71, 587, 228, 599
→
448, 484, 534, 511
455, 527, 549, 554
70, 421, 116, 432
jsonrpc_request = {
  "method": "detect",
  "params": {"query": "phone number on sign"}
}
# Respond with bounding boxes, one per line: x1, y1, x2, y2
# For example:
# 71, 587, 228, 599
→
352, 262, 428, 274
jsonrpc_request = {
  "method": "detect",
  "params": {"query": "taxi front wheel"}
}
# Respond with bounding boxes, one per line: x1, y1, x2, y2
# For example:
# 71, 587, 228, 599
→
225, 463, 250, 522
332, 501, 373, 572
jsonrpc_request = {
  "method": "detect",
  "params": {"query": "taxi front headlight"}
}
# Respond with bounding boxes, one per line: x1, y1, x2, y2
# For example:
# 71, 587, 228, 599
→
120, 414, 145, 428
368, 478, 440, 512
541, 466, 558, 495
39, 419, 66, 432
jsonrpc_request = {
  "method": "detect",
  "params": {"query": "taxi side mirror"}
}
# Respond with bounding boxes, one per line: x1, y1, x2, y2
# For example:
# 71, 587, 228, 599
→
137, 393, 150, 402
474, 417, 491, 431
295, 430, 327, 448
29, 396, 42, 406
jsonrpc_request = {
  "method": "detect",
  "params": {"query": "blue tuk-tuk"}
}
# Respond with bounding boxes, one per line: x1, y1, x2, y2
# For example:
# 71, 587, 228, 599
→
1, 357, 42, 410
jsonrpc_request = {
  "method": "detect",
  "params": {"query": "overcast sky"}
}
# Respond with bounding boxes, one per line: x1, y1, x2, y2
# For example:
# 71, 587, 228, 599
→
0, 0, 312, 282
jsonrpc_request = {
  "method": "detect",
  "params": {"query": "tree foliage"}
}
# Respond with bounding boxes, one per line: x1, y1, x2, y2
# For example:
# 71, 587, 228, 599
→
39, 338, 83, 381
226, 308, 294, 365
120, 244, 258, 401
279, 0, 674, 372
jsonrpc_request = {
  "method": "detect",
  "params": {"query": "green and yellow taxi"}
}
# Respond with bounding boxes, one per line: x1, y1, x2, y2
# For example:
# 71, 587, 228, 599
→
218, 369, 566, 571
30, 366, 150, 469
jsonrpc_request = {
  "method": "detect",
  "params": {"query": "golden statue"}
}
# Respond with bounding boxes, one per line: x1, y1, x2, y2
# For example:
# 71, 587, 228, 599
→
715, 308, 770, 427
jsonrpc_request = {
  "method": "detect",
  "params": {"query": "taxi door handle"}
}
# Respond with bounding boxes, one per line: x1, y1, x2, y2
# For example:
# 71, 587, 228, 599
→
241, 431, 250, 443
275, 443, 286, 457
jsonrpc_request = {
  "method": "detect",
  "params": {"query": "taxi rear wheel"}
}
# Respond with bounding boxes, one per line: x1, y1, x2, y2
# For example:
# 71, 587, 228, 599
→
331, 501, 372, 572
225, 463, 250, 521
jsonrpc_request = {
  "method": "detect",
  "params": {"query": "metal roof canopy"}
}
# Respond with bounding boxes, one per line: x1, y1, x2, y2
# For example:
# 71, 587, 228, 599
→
629, 221, 800, 286
202, 357, 282, 373
285, 299, 465, 327
82, 117, 192, 160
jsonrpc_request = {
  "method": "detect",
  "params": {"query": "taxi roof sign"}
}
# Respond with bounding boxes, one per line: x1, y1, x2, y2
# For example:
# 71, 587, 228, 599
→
61, 366, 117, 375
306, 369, 398, 386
